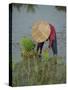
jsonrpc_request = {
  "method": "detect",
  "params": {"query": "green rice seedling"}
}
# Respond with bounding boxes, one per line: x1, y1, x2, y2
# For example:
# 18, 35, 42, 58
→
43, 48, 49, 61
19, 37, 35, 52
19, 37, 36, 59
12, 56, 66, 86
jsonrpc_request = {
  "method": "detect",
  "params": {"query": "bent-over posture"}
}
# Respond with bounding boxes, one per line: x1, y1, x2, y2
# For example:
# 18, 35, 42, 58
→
36, 24, 57, 56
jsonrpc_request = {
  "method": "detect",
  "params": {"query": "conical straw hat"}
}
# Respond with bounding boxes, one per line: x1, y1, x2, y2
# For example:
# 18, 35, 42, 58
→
32, 21, 50, 43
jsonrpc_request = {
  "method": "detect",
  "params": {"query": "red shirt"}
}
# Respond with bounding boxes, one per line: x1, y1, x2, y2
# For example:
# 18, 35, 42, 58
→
49, 24, 56, 48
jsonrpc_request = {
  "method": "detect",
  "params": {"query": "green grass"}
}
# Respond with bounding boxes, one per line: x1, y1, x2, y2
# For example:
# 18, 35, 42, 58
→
12, 55, 66, 86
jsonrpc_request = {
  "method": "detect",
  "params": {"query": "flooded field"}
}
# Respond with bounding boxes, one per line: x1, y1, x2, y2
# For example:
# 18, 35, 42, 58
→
10, 4, 66, 86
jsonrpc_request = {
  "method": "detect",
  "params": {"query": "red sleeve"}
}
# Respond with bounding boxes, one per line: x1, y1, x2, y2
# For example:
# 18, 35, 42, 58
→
49, 37, 53, 48
49, 24, 56, 48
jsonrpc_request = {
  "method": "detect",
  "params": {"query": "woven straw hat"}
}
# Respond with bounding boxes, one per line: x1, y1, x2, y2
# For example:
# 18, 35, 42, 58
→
32, 21, 50, 43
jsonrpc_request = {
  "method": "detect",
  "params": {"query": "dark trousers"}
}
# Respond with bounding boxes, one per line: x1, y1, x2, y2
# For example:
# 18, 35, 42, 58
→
36, 35, 58, 55
37, 42, 44, 54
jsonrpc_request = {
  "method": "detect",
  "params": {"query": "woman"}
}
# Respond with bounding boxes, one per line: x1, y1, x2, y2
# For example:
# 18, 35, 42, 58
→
37, 42, 44, 57
36, 24, 57, 56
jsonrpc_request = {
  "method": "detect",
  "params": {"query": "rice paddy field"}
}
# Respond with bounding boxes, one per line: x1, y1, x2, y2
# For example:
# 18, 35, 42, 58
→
12, 53, 66, 86
11, 4, 66, 86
